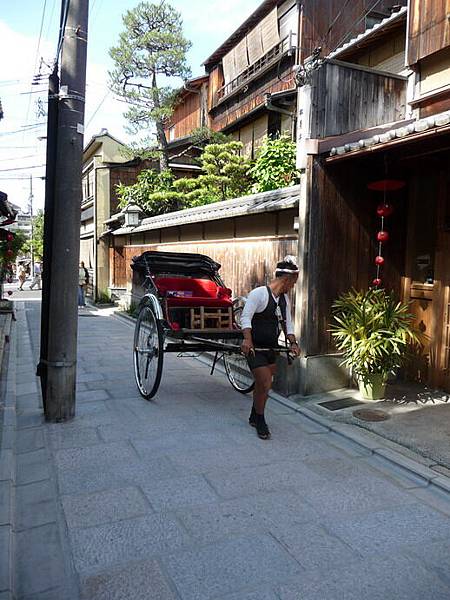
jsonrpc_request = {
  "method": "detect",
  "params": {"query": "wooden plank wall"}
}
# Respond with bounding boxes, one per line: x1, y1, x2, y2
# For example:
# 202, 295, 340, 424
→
310, 60, 407, 138
305, 156, 407, 355
110, 247, 127, 288
123, 237, 297, 308
302, 0, 405, 57
407, 0, 450, 65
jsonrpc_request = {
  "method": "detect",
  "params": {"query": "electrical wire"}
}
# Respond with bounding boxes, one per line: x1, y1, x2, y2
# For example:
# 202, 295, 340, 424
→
85, 91, 111, 128
320, 0, 353, 47
328, 0, 386, 56
0, 165, 46, 172
24, 0, 49, 135
56, 0, 71, 62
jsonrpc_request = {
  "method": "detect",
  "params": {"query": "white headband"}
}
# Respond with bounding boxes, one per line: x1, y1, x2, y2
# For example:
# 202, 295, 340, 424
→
275, 266, 299, 274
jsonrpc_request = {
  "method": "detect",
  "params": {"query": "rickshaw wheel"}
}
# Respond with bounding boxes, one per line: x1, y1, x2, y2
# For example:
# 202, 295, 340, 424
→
133, 303, 164, 399
223, 305, 255, 394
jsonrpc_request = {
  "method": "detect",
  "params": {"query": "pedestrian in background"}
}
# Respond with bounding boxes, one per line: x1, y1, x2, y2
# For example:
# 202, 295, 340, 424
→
29, 262, 42, 290
17, 263, 27, 291
78, 261, 89, 308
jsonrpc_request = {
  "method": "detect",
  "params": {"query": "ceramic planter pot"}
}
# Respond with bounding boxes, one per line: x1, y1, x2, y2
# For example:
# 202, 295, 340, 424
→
358, 374, 386, 401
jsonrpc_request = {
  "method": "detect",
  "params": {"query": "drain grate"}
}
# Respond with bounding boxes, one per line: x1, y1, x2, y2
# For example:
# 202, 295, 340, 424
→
319, 397, 365, 411
353, 408, 389, 422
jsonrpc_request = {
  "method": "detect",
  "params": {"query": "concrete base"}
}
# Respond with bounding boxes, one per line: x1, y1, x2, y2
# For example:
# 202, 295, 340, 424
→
273, 353, 351, 397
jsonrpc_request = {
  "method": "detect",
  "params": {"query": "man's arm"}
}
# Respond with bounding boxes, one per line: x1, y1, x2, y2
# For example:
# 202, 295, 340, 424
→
285, 295, 300, 356
240, 288, 266, 355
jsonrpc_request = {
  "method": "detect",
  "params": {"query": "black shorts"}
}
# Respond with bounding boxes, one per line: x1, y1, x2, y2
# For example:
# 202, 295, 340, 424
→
247, 350, 277, 370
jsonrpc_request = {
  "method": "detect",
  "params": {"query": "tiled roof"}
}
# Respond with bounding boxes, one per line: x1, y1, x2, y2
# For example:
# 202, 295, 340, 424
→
112, 185, 300, 236
329, 111, 450, 158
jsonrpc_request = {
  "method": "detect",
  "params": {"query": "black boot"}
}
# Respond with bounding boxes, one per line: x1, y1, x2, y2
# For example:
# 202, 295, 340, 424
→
255, 414, 271, 440
249, 405, 257, 427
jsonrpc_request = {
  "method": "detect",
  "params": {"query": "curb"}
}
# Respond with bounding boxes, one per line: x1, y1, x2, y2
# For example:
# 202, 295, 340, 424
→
0, 312, 13, 377
0, 315, 16, 600
268, 389, 450, 495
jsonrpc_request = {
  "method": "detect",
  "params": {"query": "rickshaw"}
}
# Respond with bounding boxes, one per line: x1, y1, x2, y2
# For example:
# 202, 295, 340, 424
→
132, 250, 256, 398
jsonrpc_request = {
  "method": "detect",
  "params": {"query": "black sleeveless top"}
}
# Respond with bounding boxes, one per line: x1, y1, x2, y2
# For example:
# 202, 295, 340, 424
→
251, 286, 287, 348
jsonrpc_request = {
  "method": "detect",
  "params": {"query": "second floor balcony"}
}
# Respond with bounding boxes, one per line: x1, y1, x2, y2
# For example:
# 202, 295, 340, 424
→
215, 34, 296, 106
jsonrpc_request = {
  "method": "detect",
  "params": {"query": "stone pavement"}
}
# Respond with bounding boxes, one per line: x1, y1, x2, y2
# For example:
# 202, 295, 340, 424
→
3, 301, 450, 599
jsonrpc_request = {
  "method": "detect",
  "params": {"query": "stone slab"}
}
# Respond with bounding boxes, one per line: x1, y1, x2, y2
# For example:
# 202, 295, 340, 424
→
176, 491, 318, 545
16, 524, 65, 598
324, 503, 450, 556
54, 441, 137, 470
0, 526, 12, 593
70, 514, 189, 575
62, 486, 151, 529
277, 554, 450, 600
16, 449, 50, 485
0, 482, 11, 527
141, 475, 219, 511
80, 559, 178, 600
16, 427, 45, 454
16, 480, 56, 531
162, 534, 303, 600
57, 456, 183, 496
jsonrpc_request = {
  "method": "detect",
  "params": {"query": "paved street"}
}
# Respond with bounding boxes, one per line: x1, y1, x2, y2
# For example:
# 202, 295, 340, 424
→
5, 300, 450, 599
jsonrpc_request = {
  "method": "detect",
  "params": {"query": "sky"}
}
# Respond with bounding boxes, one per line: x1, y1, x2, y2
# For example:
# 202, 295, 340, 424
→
0, 0, 262, 211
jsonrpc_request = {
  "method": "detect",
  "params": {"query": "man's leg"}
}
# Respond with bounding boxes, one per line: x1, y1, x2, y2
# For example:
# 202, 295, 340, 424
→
250, 364, 276, 439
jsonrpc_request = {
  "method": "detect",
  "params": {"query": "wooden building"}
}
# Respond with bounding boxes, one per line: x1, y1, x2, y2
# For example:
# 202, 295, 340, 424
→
297, 2, 450, 392
107, 186, 299, 308
165, 0, 405, 159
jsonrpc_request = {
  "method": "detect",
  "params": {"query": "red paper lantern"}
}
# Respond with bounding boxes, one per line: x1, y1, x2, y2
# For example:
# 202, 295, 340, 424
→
6, 232, 14, 242
372, 278, 382, 287
376, 203, 394, 218
6, 249, 13, 257
375, 256, 385, 265
377, 231, 389, 242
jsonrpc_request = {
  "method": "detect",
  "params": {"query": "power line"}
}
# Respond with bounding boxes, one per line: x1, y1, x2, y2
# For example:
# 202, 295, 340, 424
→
320, 0, 353, 47
0, 164, 46, 172
329, 0, 386, 55
56, 0, 71, 61
85, 91, 110, 128
24, 0, 49, 128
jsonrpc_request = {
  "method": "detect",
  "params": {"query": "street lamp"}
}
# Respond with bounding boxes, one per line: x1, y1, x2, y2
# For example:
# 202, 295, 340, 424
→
122, 203, 142, 228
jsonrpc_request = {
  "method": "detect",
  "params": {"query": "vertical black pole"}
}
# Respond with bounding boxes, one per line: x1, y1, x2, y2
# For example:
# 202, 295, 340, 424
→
43, 0, 89, 422
38, 68, 59, 407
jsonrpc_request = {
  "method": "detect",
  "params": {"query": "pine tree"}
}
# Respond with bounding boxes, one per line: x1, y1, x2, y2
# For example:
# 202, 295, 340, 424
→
109, 1, 191, 170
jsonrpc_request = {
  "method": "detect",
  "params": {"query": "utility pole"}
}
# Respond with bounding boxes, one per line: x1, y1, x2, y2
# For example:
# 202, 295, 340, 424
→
40, 0, 89, 422
29, 175, 34, 278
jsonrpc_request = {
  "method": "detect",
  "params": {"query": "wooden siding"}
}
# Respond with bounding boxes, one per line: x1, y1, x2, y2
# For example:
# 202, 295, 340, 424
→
210, 60, 295, 132
309, 60, 407, 138
125, 237, 297, 306
302, 0, 404, 58
110, 246, 127, 288
166, 92, 203, 140
407, 0, 450, 65
303, 155, 407, 355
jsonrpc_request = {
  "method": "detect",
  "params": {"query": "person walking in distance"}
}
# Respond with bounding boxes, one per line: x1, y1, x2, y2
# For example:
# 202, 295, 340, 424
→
240, 256, 300, 439
78, 261, 89, 308
17, 263, 27, 291
29, 262, 42, 290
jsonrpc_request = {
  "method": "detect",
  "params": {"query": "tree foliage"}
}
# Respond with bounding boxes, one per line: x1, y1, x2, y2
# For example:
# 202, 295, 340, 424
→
117, 141, 254, 215
109, 1, 191, 170
250, 136, 299, 193
23, 210, 44, 261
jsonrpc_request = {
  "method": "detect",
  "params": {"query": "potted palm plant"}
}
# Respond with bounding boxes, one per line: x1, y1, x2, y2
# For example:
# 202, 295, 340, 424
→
330, 288, 418, 400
